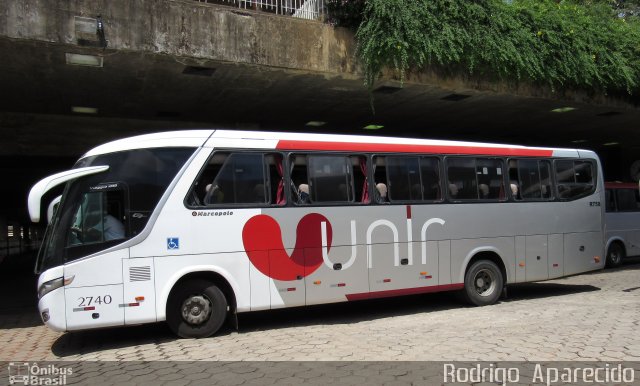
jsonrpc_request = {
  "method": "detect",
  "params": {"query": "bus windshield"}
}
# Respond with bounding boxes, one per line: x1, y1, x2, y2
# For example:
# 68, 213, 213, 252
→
35, 147, 195, 273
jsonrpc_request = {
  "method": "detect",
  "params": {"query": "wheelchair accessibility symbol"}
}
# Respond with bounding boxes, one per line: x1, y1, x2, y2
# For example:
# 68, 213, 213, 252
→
167, 238, 179, 250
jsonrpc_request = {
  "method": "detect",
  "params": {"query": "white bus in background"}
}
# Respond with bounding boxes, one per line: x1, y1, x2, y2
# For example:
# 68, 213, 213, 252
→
604, 182, 640, 267
29, 130, 605, 338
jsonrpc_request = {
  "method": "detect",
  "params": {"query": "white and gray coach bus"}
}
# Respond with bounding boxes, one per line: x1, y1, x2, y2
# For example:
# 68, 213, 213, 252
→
29, 130, 605, 338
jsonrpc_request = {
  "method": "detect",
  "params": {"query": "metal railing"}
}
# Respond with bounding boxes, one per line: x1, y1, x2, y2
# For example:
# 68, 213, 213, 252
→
197, 0, 326, 21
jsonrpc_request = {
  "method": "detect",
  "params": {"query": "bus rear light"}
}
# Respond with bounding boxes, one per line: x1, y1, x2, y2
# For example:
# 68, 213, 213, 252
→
553, 263, 559, 268
420, 272, 427, 275
519, 262, 525, 267
594, 256, 601, 263
84, 306, 95, 311
135, 296, 145, 302
313, 281, 321, 285
383, 279, 391, 283
331, 283, 346, 288
287, 288, 296, 292
128, 303, 140, 307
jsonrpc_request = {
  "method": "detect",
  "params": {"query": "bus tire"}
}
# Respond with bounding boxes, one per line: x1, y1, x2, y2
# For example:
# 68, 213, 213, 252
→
462, 260, 503, 306
166, 279, 228, 338
606, 242, 625, 268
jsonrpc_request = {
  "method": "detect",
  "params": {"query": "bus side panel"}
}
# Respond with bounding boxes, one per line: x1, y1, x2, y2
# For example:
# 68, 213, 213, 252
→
438, 240, 451, 285
249, 250, 270, 311
154, 252, 250, 320
63, 249, 126, 330
525, 235, 548, 282
548, 234, 564, 279
269, 249, 305, 309
451, 237, 515, 284
305, 244, 368, 305
122, 257, 156, 324
563, 231, 604, 275
515, 236, 526, 283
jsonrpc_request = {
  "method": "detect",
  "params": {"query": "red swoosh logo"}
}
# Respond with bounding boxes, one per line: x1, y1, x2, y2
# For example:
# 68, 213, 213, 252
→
242, 213, 332, 281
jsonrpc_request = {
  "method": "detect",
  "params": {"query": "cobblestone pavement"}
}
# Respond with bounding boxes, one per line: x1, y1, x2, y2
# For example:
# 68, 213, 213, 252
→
1, 258, 639, 363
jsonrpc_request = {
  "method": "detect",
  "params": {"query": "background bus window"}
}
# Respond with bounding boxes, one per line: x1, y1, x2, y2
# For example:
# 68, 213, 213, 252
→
421, 157, 442, 201
386, 156, 422, 202
200, 153, 268, 205
446, 158, 478, 200
555, 160, 595, 200
308, 155, 352, 203
616, 189, 640, 211
605, 189, 615, 212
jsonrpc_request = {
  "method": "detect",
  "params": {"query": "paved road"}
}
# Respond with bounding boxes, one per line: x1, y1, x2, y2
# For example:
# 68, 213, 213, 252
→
1, 256, 639, 363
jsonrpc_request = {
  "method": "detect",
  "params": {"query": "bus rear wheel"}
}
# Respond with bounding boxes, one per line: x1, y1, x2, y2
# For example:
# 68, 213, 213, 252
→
462, 260, 503, 306
167, 279, 227, 338
606, 242, 625, 268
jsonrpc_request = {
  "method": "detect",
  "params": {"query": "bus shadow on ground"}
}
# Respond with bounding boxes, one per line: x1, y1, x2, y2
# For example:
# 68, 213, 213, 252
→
502, 282, 600, 302
49, 260, 640, 358
50, 278, 602, 358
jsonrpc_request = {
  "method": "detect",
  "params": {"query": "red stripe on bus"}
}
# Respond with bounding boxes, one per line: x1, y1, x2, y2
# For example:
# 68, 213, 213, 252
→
276, 140, 553, 157
345, 283, 464, 301
406, 205, 412, 219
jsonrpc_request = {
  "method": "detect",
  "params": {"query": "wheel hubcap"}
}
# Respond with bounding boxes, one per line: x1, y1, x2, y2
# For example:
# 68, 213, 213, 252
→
610, 250, 621, 264
181, 295, 212, 326
474, 269, 496, 297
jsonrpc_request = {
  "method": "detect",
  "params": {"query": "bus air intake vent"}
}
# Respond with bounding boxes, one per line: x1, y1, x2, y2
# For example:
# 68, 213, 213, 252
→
129, 266, 151, 282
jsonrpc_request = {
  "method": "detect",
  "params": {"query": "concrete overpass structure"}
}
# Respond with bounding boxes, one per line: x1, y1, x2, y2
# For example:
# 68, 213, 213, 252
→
1, 0, 639, 256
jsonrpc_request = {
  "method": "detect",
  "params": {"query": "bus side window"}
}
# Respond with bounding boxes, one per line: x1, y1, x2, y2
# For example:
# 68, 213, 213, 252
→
446, 157, 478, 200
386, 156, 422, 202
616, 189, 639, 212
192, 152, 269, 206
476, 158, 505, 200
421, 157, 442, 201
555, 160, 595, 200
372, 156, 389, 203
289, 154, 309, 205
307, 155, 353, 203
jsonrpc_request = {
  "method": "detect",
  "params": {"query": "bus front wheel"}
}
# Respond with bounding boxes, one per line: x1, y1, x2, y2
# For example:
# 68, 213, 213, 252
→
167, 279, 228, 338
462, 260, 503, 306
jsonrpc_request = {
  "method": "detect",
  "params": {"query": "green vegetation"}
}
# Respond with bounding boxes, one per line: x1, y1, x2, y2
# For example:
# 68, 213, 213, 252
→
329, 0, 640, 97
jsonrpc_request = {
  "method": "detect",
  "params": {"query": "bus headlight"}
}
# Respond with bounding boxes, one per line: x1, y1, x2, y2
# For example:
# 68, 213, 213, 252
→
38, 277, 64, 299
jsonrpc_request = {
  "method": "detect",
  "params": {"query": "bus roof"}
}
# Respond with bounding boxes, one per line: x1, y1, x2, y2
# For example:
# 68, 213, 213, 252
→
82, 129, 592, 159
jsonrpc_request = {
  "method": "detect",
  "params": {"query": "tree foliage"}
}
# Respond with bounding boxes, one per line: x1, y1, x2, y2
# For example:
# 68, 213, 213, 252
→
349, 0, 640, 96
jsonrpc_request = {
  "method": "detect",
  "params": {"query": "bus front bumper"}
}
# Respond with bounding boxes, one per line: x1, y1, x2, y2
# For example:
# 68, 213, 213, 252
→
38, 287, 67, 332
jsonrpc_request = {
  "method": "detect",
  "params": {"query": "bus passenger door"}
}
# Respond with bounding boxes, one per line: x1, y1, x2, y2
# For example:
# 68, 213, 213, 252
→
122, 257, 156, 324
269, 249, 305, 309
